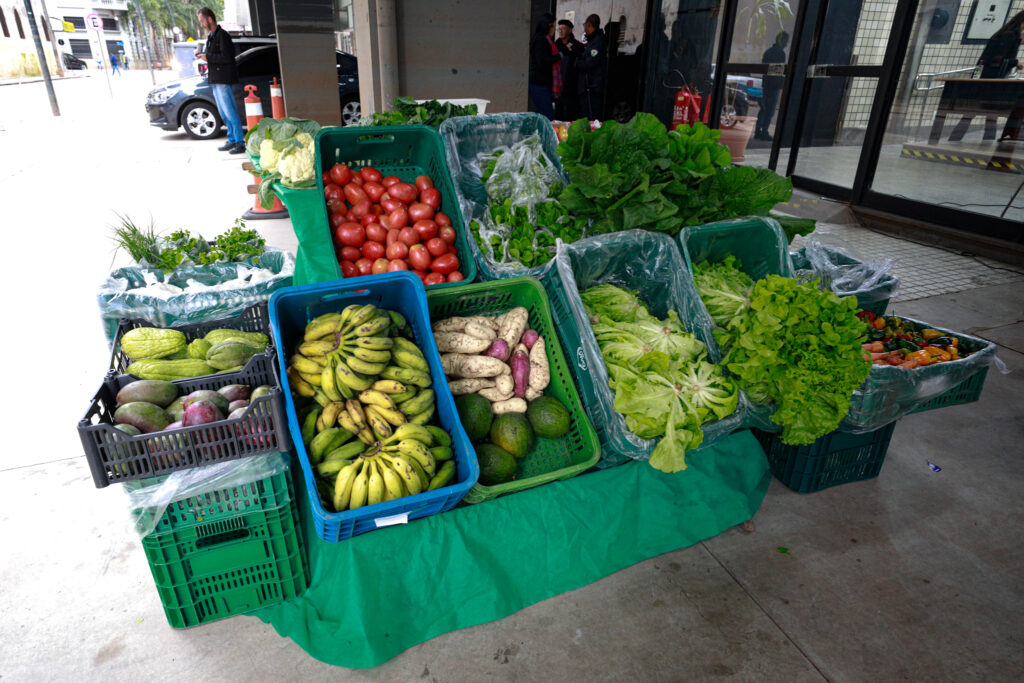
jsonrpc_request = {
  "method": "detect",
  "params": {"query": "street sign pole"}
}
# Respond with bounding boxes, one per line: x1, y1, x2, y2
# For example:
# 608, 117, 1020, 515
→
22, 0, 60, 116
87, 13, 113, 98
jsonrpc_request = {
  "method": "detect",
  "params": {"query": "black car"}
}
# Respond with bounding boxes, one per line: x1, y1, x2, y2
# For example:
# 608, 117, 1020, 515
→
62, 53, 87, 70
146, 44, 361, 139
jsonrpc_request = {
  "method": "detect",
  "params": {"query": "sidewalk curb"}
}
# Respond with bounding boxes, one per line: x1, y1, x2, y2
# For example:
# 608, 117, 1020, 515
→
0, 74, 93, 87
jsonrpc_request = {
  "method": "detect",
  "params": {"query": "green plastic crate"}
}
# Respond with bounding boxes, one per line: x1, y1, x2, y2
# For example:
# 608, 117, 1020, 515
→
911, 365, 989, 413
310, 124, 477, 288
678, 217, 794, 280
752, 422, 897, 493
426, 277, 600, 502
140, 471, 307, 628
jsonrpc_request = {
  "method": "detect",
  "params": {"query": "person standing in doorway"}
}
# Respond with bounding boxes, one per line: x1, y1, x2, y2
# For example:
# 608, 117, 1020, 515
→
195, 7, 245, 153
576, 14, 607, 121
555, 19, 581, 120
529, 13, 560, 120
756, 31, 788, 141
110, 53, 121, 75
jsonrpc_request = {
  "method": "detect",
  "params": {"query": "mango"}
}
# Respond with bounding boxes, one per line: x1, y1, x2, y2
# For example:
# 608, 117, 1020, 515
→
113, 402, 171, 434
182, 390, 229, 415
116, 380, 178, 408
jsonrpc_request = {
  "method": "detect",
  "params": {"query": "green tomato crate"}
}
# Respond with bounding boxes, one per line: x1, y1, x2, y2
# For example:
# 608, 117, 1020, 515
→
296, 124, 476, 287
139, 466, 308, 628
426, 276, 601, 503
752, 421, 897, 494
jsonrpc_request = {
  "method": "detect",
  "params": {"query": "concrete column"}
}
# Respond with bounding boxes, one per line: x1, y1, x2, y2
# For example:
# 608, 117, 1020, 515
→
272, 0, 341, 125
353, 0, 398, 116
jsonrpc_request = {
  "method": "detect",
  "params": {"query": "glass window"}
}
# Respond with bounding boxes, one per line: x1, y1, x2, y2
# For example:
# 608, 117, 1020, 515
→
238, 47, 280, 78
102, 17, 118, 32
64, 16, 86, 31
14, 8, 24, 39
69, 38, 92, 58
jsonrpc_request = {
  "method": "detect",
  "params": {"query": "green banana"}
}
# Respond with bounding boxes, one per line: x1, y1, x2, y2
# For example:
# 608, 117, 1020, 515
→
429, 446, 453, 462
333, 459, 363, 511
312, 390, 331, 408
334, 358, 375, 391
427, 460, 456, 491
408, 403, 435, 425
301, 407, 321, 445
347, 336, 395, 351
304, 314, 343, 341
393, 349, 430, 373
383, 423, 434, 447
388, 310, 407, 332
298, 339, 338, 357
399, 388, 435, 417
391, 386, 418, 404
310, 427, 344, 464
317, 458, 354, 478
381, 365, 431, 388
345, 355, 388, 376
345, 346, 392, 364
325, 440, 365, 462
425, 426, 451, 447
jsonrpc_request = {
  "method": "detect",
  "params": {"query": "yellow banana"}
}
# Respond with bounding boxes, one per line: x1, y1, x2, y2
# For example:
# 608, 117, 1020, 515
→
350, 313, 392, 338
381, 366, 431, 387
395, 438, 436, 476
405, 455, 431, 491
321, 402, 343, 429
382, 453, 422, 495
337, 410, 359, 435
364, 405, 394, 440
315, 413, 326, 433
338, 380, 354, 400
409, 403, 435, 425
399, 388, 434, 417
304, 315, 342, 341
427, 460, 456, 491
298, 339, 338, 357
367, 459, 385, 506
321, 363, 342, 402
371, 379, 407, 394
345, 356, 388, 376
334, 358, 375, 391
393, 349, 430, 373
333, 460, 363, 511
307, 354, 330, 367
348, 336, 395, 351
341, 304, 379, 332
375, 405, 407, 427
346, 347, 392, 364
312, 390, 331, 408
358, 390, 399, 412
379, 459, 406, 502
286, 367, 316, 397
345, 400, 367, 432
392, 386, 418, 404
290, 354, 324, 374
348, 463, 370, 509
299, 370, 323, 387
383, 423, 433, 446
357, 428, 376, 445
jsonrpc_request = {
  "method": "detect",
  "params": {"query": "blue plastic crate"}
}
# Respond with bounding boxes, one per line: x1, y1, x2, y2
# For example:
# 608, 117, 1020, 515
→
268, 271, 479, 542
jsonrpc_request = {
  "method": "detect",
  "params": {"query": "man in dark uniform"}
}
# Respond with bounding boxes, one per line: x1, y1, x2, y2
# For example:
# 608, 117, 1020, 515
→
756, 31, 788, 141
576, 14, 607, 121
555, 19, 582, 120
195, 6, 245, 153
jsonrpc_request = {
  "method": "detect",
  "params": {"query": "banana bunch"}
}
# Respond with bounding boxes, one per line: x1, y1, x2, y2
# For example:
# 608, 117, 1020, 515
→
289, 303, 454, 512
310, 423, 457, 511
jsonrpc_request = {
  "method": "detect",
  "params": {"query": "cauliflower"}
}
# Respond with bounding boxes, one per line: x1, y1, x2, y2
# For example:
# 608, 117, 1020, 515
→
277, 132, 316, 185
259, 138, 281, 173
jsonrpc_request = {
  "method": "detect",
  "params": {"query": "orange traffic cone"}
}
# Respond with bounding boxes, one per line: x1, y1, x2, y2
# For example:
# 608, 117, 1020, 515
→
241, 84, 288, 220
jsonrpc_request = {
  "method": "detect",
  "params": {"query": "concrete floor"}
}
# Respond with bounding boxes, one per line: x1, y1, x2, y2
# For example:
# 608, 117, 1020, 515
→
2, 74, 1023, 681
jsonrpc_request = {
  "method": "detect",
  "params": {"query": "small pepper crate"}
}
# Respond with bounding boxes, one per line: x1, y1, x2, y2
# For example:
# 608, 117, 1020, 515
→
427, 276, 601, 503
136, 464, 307, 628
753, 422, 898, 494
78, 352, 291, 488
269, 270, 479, 542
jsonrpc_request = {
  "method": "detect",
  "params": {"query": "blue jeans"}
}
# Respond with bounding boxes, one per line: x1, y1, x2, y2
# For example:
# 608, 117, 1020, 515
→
211, 83, 243, 144
529, 84, 556, 120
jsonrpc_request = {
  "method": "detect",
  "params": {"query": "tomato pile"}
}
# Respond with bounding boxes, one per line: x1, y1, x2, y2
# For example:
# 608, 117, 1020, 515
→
323, 164, 465, 285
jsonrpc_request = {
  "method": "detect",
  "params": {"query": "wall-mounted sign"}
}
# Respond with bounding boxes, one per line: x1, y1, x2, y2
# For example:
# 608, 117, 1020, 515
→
962, 0, 1012, 44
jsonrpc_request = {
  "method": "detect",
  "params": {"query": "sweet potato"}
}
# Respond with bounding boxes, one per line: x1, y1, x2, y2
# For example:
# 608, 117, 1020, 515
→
449, 378, 495, 395
441, 353, 507, 378
491, 398, 528, 414
521, 329, 539, 350
498, 307, 529, 350
434, 332, 492, 354
525, 387, 542, 401
528, 337, 550, 392
511, 344, 530, 398
484, 338, 511, 361
432, 316, 471, 333
479, 385, 514, 402
464, 321, 496, 341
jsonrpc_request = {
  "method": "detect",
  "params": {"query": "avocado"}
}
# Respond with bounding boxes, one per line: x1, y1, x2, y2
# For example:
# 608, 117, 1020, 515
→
476, 444, 517, 486
456, 394, 492, 442
526, 395, 571, 439
489, 413, 535, 459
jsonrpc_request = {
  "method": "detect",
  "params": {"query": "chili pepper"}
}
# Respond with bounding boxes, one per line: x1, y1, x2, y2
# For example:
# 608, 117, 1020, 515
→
916, 341, 927, 348
873, 318, 886, 330
897, 334, 910, 340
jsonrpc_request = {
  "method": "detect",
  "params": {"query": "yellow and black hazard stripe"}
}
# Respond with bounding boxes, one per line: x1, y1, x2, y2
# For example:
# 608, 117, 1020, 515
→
900, 145, 1023, 173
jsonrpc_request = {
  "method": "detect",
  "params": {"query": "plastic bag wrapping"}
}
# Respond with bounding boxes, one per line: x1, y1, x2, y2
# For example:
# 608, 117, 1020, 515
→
839, 317, 1001, 433
553, 230, 749, 468
97, 249, 294, 342
482, 133, 564, 212
440, 113, 568, 280
791, 237, 899, 305
124, 452, 290, 538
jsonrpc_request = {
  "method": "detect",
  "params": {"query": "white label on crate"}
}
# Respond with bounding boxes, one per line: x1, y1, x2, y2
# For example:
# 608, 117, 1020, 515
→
375, 512, 410, 528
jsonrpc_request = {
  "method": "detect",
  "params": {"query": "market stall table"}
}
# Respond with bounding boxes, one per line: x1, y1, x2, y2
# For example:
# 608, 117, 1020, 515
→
255, 430, 769, 668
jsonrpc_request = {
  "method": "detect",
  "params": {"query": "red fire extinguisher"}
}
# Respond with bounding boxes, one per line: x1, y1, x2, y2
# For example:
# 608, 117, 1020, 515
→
671, 85, 709, 130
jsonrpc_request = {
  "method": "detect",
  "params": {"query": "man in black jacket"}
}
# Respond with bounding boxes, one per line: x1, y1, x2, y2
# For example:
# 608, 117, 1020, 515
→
196, 7, 244, 153
576, 14, 607, 120
555, 19, 581, 120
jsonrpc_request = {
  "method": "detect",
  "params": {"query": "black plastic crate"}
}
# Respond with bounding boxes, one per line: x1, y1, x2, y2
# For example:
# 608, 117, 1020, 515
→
109, 302, 271, 375
78, 352, 291, 488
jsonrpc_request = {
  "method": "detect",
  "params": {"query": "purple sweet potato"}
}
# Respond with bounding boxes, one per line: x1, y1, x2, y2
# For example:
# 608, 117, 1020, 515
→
521, 329, 539, 350
484, 339, 510, 362
511, 347, 530, 399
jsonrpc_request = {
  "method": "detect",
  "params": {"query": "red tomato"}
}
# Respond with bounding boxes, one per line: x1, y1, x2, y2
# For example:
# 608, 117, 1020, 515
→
434, 211, 451, 227
420, 187, 441, 210
335, 222, 365, 247
426, 237, 448, 257
345, 210, 358, 223
448, 244, 459, 254
398, 227, 419, 246
362, 240, 385, 260
386, 241, 409, 260
322, 172, 331, 186
415, 175, 434, 193
408, 244, 431, 271
439, 225, 457, 245
372, 258, 390, 274
324, 183, 343, 202
447, 271, 465, 282
363, 182, 385, 203
355, 258, 373, 276
381, 175, 400, 188
408, 202, 434, 222
388, 207, 408, 230
360, 167, 383, 183
381, 198, 404, 214
389, 182, 417, 203
371, 204, 384, 216
387, 259, 409, 272
326, 198, 345, 215
413, 219, 437, 242
329, 164, 352, 185
340, 246, 362, 262
365, 223, 388, 243
350, 198, 371, 219
349, 174, 363, 186
412, 269, 429, 283
330, 212, 349, 229
340, 260, 357, 278
424, 272, 446, 286
430, 253, 459, 274
386, 228, 400, 246
360, 214, 379, 227
344, 184, 367, 205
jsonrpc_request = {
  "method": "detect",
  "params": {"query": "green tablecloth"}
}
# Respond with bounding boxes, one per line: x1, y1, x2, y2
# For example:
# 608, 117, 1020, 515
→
256, 430, 769, 668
